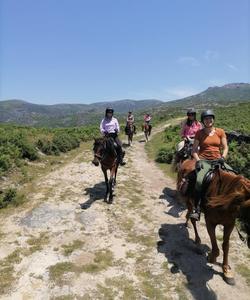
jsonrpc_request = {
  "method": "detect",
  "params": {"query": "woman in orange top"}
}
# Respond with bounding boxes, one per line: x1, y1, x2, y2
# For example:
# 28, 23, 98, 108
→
190, 109, 229, 219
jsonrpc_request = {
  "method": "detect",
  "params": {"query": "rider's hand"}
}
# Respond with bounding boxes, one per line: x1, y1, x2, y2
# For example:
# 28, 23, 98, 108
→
195, 160, 204, 171
218, 157, 225, 164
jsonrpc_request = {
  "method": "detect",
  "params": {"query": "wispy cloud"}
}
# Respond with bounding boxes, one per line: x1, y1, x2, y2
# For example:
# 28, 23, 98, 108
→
164, 86, 201, 100
204, 50, 219, 61
226, 63, 238, 71
177, 56, 200, 67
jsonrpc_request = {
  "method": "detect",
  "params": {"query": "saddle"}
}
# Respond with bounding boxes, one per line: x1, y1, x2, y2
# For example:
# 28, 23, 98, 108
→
199, 161, 237, 207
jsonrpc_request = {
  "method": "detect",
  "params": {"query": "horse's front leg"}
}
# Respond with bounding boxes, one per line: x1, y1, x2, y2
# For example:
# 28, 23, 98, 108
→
114, 165, 118, 186
222, 223, 235, 285
191, 218, 201, 244
205, 218, 219, 263
108, 167, 116, 203
102, 167, 109, 202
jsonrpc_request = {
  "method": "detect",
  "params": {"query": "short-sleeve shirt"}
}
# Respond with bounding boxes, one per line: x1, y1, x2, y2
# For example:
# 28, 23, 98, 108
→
194, 128, 226, 160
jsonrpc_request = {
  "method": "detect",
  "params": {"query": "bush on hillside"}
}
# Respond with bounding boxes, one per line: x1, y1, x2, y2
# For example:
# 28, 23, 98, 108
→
0, 188, 25, 209
156, 148, 174, 164
37, 138, 60, 155
52, 133, 80, 153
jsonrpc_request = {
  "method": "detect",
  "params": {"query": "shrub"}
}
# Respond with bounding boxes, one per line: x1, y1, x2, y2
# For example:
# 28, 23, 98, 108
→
0, 154, 12, 171
0, 188, 25, 209
37, 138, 60, 155
156, 148, 174, 164
52, 133, 80, 153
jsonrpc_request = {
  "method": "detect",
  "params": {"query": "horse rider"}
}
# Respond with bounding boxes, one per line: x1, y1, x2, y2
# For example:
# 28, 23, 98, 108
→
126, 111, 136, 134
100, 107, 126, 166
144, 113, 151, 124
190, 109, 230, 220
176, 108, 202, 152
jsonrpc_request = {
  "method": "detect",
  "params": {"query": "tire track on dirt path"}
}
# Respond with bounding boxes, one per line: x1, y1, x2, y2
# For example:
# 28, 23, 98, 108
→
0, 122, 249, 299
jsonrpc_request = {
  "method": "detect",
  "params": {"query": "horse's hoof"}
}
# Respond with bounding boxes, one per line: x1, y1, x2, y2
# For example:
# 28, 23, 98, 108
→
223, 272, 235, 285
222, 265, 235, 285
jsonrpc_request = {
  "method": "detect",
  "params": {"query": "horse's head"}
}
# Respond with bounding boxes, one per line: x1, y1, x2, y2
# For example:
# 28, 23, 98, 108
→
92, 137, 106, 166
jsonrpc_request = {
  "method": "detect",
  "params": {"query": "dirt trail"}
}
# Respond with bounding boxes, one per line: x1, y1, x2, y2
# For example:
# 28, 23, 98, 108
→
0, 124, 249, 300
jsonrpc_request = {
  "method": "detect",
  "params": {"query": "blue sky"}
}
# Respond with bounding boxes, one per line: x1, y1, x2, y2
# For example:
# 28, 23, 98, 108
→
0, 0, 249, 104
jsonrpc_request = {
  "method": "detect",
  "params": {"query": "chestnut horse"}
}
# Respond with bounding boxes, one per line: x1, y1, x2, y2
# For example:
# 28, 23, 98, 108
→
177, 159, 250, 285
92, 137, 119, 203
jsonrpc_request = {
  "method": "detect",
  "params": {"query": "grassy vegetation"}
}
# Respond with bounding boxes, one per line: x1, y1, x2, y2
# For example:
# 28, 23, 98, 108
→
236, 264, 250, 286
0, 188, 25, 209
0, 124, 99, 176
26, 232, 50, 254
145, 129, 177, 180
81, 249, 114, 273
0, 249, 22, 295
48, 262, 78, 286
61, 240, 84, 256
96, 276, 140, 299
48, 249, 114, 286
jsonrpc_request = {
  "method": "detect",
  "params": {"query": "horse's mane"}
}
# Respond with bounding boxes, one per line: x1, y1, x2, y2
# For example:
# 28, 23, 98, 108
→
208, 170, 250, 209
105, 137, 116, 155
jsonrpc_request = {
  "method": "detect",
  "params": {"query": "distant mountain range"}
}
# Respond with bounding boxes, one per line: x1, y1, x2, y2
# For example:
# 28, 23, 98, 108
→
0, 83, 249, 127
164, 83, 250, 108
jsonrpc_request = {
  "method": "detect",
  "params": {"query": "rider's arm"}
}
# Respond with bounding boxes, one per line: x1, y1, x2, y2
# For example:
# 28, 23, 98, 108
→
180, 122, 186, 138
115, 119, 120, 133
192, 138, 200, 161
100, 119, 106, 135
221, 136, 228, 159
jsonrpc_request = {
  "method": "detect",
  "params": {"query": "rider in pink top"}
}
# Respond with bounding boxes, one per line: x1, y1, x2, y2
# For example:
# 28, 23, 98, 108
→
144, 113, 152, 123
181, 119, 202, 138
177, 108, 202, 152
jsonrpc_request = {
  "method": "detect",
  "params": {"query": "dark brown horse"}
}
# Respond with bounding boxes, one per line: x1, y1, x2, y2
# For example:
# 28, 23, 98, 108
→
177, 159, 250, 285
126, 122, 135, 146
142, 123, 152, 142
92, 137, 119, 203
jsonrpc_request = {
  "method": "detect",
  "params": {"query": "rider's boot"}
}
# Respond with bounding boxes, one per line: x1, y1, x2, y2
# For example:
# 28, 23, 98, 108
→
118, 150, 126, 166
190, 199, 201, 221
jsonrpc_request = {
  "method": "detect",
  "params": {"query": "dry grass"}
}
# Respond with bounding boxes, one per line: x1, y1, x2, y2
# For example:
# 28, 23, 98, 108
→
61, 240, 84, 256
0, 249, 23, 295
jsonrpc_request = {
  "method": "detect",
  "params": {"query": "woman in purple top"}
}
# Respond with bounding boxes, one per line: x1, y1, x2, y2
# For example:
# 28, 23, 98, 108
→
100, 107, 126, 165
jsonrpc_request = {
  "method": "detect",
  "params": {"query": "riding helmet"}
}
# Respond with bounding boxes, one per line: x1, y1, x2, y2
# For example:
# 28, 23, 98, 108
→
105, 107, 114, 115
201, 109, 215, 122
187, 108, 196, 115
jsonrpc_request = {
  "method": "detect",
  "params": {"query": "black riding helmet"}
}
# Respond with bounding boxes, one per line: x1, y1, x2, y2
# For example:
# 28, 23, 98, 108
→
201, 109, 215, 123
105, 107, 114, 115
187, 108, 196, 116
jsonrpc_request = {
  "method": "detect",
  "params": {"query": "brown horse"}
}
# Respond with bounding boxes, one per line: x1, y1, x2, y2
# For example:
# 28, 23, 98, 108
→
177, 159, 250, 285
92, 137, 119, 203
172, 137, 194, 173
126, 122, 135, 146
142, 123, 152, 142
